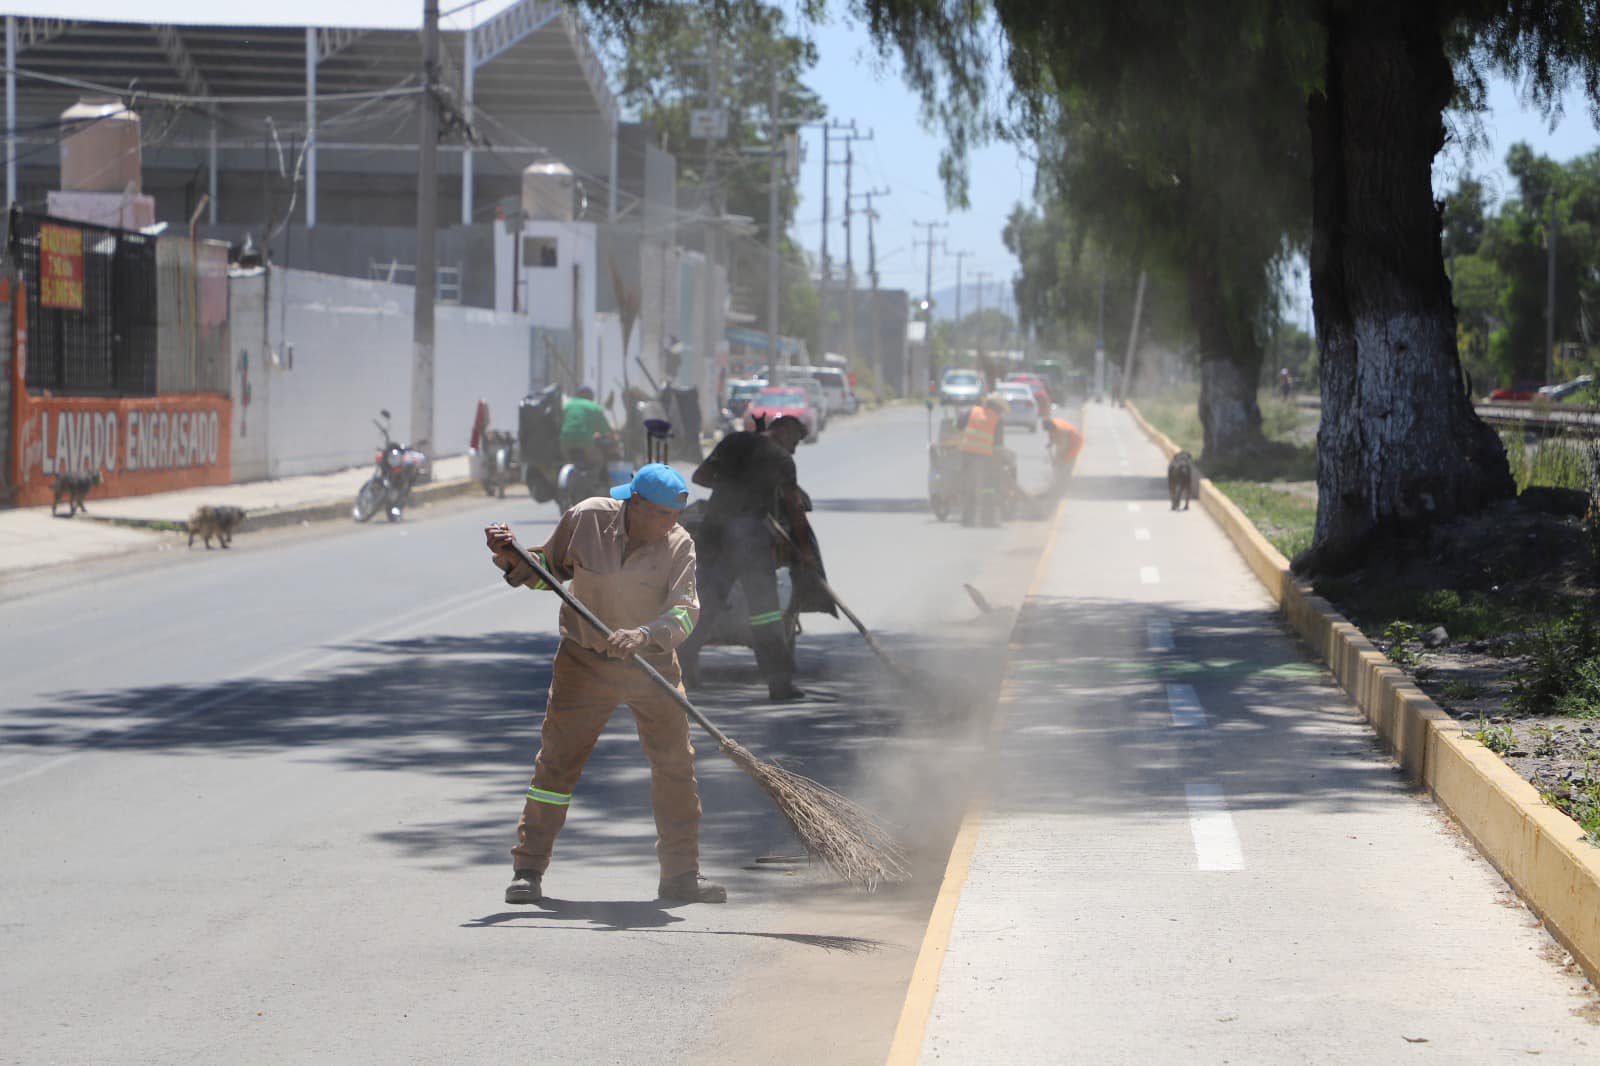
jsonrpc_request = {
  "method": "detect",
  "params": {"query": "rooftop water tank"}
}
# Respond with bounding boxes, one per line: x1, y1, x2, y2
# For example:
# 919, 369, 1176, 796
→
60, 98, 142, 195
522, 160, 577, 221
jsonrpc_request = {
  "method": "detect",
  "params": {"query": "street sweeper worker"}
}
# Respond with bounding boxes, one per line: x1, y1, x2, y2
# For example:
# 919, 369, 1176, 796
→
485, 463, 728, 906
1042, 414, 1084, 494
956, 394, 1007, 527
677, 414, 814, 701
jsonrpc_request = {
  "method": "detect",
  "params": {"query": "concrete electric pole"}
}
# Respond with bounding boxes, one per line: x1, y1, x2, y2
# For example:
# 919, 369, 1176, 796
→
411, 0, 439, 459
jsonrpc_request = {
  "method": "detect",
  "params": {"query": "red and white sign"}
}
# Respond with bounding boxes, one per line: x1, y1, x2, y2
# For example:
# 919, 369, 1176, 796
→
39, 224, 85, 311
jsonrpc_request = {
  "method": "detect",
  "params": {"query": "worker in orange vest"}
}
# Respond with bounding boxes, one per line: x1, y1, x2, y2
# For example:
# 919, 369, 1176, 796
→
957, 394, 1008, 527
1042, 414, 1084, 495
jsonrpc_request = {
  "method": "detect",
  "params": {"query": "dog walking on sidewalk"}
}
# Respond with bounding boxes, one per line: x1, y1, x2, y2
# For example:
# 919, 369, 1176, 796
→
1167, 451, 1195, 511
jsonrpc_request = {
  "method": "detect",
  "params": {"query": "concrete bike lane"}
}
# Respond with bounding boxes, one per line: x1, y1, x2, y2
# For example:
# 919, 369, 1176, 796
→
889, 404, 1599, 1065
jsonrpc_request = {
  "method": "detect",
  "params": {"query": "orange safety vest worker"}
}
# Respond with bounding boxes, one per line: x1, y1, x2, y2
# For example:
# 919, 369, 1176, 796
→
1045, 416, 1083, 465
959, 403, 1000, 456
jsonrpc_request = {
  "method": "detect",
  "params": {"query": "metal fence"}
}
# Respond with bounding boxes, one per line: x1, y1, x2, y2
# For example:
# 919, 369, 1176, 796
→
10, 210, 158, 396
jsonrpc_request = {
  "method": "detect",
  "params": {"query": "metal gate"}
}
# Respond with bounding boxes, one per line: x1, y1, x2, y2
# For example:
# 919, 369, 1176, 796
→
9, 209, 158, 396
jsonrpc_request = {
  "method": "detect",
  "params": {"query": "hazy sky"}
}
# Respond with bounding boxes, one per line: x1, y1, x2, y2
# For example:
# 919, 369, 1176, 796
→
14, 0, 1600, 321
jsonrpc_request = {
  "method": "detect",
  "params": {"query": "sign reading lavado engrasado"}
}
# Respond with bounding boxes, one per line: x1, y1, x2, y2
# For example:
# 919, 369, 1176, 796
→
13, 394, 234, 507
39, 224, 85, 311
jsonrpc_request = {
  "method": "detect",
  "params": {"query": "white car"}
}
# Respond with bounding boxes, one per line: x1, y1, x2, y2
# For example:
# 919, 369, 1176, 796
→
940, 368, 984, 408
810, 367, 854, 415
995, 382, 1039, 430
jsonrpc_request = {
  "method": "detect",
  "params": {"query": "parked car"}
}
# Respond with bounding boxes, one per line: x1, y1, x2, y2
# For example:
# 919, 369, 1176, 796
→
940, 368, 984, 408
724, 378, 768, 418
744, 385, 820, 442
1537, 374, 1596, 401
1005, 371, 1053, 413
995, 381, 1039, 430
809, 366, 855, 415
784, 373, 832, 428
1487, 385, 1540, 402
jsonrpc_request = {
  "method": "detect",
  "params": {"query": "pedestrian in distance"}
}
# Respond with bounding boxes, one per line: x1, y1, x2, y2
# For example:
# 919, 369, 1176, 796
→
486, 463, 729, 906
957, 394, 1008, 527
677, 414, 814, 701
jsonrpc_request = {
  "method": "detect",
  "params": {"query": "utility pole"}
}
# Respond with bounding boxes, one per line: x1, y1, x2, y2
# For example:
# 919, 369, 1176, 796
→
945, 247, 971, 324
411, 0, 440, 459
857, 186, 889, 384
974, 271, 990, 364
814, 119, 855, 357
766, 72, 781, 377
912, 219, 947, 324
701, 24, 721, 386
840, 128, 873, 360
1546, 190, 1558, 385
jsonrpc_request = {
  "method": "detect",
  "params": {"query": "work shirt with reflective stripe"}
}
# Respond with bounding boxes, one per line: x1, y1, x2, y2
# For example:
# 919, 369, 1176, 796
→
522, 496, 699, 661
959, 405, 1000, 455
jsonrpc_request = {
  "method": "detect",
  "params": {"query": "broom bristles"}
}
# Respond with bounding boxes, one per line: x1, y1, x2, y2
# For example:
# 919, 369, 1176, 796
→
719, 738, 910, 890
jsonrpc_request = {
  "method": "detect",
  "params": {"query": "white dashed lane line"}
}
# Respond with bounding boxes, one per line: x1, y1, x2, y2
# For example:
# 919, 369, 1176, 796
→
1166, 683, 1208, 728
1185, 783, 1246, 870
1140, 566, 1160, 585
1133, 528, 1151, 541
1127, 503, 1141, 513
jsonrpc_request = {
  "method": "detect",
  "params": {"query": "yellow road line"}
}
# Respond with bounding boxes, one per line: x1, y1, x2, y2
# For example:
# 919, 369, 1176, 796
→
884, 496, 1067, 1065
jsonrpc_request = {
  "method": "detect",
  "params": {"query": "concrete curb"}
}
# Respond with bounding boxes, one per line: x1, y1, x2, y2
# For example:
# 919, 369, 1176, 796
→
84, 477, 482, 534
1126, 402, 1600, 987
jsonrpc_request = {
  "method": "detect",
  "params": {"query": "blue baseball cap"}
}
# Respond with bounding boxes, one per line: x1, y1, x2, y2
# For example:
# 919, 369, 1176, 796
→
611, 463, 689, 509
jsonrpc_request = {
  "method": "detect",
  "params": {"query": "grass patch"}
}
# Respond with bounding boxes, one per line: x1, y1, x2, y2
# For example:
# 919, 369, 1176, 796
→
1510, 611, 1600, 716
1440, 679, 1488, 701
1415, 588, 1519, 641
1212, 480, 1316, 559
1543, 768, 1600, 846
1136, 390, 1204, 456
1500, 431, 1600, 494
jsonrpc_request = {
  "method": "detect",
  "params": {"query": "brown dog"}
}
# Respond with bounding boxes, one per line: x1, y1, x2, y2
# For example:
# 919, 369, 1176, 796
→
1167, 451, 1194, 511
188, 505, 247, 549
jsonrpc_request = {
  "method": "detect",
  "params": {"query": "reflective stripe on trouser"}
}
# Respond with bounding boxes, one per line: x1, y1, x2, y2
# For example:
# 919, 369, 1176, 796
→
678, 514, 794, 685
512, 640, 701, 877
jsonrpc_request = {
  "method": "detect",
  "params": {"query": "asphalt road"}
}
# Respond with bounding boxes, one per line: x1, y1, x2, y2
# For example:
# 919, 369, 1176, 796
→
0, 403, 1059, 1065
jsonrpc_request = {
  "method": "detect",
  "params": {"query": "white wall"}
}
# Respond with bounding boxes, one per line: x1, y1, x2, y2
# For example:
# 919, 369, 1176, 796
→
230, 267, 533, 479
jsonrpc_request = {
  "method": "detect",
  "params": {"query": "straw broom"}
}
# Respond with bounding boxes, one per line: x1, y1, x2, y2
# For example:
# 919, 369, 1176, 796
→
502, 537, 909, 890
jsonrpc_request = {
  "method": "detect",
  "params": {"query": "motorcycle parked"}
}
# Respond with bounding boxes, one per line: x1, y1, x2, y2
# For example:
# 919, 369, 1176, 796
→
353, 410, 429, 522
468, 398, 521, 499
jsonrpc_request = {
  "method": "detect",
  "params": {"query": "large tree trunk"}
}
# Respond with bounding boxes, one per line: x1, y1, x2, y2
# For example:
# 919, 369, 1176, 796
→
1302, 1, 1512, 573
1188, 256, 1267, 464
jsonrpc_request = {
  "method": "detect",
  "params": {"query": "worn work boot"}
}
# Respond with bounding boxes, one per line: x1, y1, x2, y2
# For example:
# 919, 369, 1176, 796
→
658, 870, 728, 903
505, 869, 542, 905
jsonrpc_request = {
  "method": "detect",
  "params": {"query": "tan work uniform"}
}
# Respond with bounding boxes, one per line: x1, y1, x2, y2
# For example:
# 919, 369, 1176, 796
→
506, 497, 702, 877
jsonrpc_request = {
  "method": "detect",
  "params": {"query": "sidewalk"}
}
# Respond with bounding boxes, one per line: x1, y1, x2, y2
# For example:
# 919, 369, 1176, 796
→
0, 455, 474, 578
891, 404, 1597, 1064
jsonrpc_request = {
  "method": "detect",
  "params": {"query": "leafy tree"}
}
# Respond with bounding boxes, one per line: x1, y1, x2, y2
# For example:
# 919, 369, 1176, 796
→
608, 1, 825, 343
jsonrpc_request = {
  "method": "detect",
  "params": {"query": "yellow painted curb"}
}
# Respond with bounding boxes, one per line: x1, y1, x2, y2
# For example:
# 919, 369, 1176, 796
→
1126, 402, 1600, 986
884, 497, 1068, 1065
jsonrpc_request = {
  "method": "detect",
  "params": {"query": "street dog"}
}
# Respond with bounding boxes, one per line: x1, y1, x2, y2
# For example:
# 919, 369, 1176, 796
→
51, 471, 101, 517
187, 505, 246, 549
1167, 451, 1194, 511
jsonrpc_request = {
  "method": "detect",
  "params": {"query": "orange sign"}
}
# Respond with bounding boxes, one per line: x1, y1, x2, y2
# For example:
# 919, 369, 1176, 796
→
39, 224, 85, 310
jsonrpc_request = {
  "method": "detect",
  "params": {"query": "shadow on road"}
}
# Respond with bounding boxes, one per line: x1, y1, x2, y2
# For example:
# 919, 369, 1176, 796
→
464, 905, 890, 954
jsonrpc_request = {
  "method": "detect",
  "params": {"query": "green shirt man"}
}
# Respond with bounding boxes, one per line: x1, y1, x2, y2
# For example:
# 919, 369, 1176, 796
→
560, 388, 613, 467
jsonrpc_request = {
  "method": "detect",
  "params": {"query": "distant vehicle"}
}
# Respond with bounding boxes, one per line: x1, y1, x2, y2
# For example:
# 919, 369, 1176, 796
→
1537, 374, 1596, 401
1487, 385, 1540, 402
1005, 371, 1053, 413
744, 385, 820, 442
809, 367, 855, 415
1031, 360, 1066, 395
724, 378, 768, 418
784, 373, 831, 427
940, 368, 984, 407
995, 381, 1039, 430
